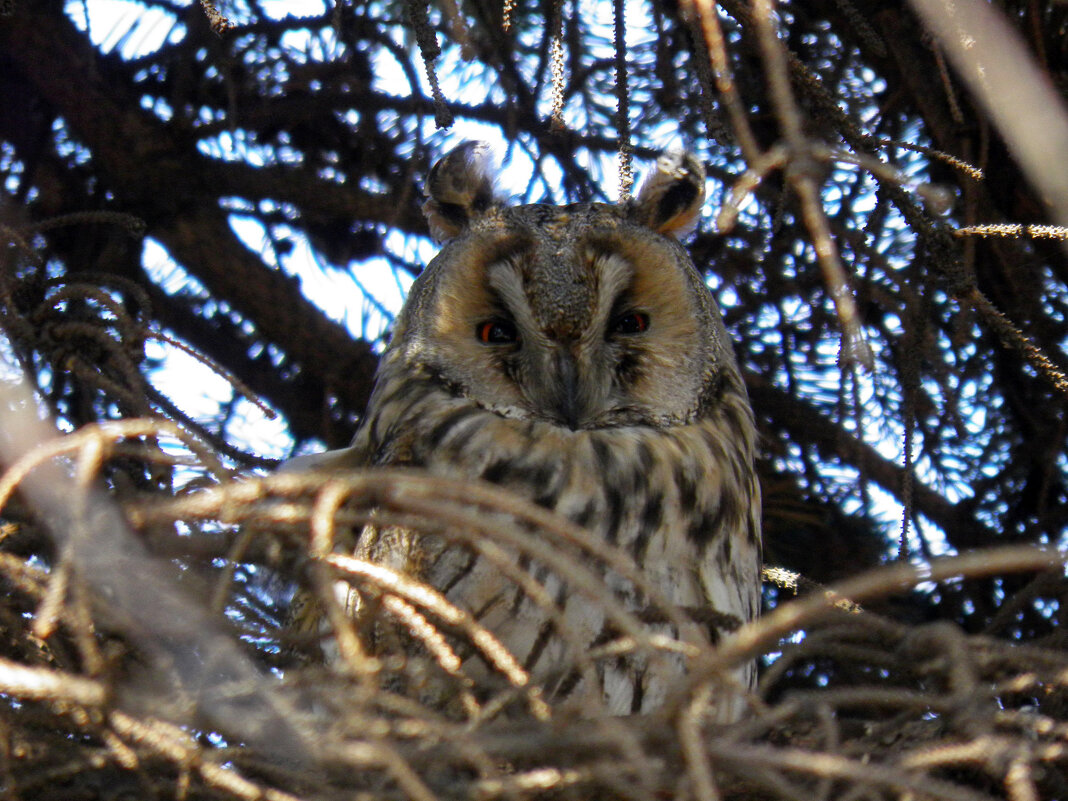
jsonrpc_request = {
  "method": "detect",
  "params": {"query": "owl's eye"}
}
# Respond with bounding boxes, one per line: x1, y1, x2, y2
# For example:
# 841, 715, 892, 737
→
476, 319, 519, 345
611, 311, 650, 335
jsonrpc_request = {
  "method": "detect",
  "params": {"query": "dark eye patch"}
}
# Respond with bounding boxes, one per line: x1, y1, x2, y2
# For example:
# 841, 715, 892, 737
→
476, 318, 519, 345
610, 310, 650, 336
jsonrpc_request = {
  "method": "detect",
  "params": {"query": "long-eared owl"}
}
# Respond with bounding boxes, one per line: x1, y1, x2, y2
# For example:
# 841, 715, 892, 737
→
295, 143, 761, 720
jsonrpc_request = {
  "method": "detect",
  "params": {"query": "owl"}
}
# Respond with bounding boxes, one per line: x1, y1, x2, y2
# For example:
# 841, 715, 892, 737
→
295, 143, 761, 720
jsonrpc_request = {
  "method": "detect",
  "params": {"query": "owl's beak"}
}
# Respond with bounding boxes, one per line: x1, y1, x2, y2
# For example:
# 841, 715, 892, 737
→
551, 348, 582, 430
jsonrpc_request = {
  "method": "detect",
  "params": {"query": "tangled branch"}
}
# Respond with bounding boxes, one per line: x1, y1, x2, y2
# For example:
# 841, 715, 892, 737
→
0, 400, 1063, 799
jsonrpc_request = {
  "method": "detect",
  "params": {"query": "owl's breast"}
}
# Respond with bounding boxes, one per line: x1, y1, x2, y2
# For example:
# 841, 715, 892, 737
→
356, 374, 761, 714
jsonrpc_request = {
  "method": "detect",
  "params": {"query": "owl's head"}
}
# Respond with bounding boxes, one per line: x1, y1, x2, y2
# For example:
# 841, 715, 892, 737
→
390, 143, 743, 431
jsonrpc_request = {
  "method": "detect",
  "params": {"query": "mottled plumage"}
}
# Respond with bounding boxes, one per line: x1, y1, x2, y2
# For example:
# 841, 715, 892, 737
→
296, 143, 761, 718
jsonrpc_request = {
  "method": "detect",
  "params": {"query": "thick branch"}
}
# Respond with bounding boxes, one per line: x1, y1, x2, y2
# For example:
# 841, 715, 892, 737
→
1, 7, 377, 433
144, 284, 363, 447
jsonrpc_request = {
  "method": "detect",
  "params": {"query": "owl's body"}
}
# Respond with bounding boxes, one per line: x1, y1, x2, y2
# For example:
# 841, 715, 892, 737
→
301, 144, 761, 718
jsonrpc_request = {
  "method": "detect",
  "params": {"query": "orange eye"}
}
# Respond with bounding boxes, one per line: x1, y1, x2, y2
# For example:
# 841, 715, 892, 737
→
477, 319, 519, 344
611, 311, 650, 335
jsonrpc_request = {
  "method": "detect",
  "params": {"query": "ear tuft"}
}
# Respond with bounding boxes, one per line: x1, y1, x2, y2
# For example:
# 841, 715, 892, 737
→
628, 150, 706, 239
422, 141, 498, 243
